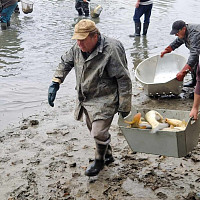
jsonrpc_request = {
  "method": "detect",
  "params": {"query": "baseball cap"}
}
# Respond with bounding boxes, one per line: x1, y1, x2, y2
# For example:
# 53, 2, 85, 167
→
72, 19, 97, 40
170, 20, 186, 35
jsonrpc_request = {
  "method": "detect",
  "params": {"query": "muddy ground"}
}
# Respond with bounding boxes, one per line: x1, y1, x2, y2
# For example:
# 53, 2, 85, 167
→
0, 80, 200, 200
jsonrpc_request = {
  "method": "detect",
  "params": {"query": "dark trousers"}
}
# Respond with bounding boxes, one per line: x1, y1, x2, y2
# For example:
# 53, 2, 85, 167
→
75, 1, 89, 16
133, 4, 153, 24
0, 3, 17, 23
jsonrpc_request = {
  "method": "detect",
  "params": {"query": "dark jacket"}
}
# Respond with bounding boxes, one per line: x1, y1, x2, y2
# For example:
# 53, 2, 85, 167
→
170, 24, 200, 69
53, 34, 132, 122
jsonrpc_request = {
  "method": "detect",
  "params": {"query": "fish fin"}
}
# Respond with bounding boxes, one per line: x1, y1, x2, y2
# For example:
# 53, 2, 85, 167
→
124, 120, 135, 125
139, 126, 147, 129
150, 123, 169, 134
124, 113, 141, 126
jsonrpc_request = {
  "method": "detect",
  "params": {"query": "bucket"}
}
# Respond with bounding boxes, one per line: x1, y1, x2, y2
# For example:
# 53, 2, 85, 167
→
21, 0, 34, 14
90, 3, 103, 18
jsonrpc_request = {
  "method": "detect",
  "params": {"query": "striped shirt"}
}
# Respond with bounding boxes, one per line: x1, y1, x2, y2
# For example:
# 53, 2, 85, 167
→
140, 0, 153, 5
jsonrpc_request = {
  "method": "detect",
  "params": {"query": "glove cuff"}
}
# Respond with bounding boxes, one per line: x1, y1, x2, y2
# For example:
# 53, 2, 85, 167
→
52, 77, 61, 84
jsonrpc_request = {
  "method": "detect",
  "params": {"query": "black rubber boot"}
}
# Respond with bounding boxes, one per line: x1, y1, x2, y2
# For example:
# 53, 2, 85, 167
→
1, 22, 7, 30
7, 21, 10, 27
85, 143, 107, 177
83, 4, 89, 17
77, 8, 83, 16
84, 11, 89, 17
142, 23, 149, 36
14, 5, 20, 13
189, 92, 194, 99
105, 144, 114, 166
129, 22, 141, 37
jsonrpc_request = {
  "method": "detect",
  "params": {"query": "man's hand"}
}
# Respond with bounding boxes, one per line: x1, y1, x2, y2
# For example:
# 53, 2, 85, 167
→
176, 64, 192, 81
135, 1, 140, 8
120, 112, 130, 118
48, 82, 60, 107
160, 46, 173, 57
189, 108, 198, 120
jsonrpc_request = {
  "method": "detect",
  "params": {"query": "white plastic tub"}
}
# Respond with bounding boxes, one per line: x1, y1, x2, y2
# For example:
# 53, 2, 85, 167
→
135, 54, 187, 96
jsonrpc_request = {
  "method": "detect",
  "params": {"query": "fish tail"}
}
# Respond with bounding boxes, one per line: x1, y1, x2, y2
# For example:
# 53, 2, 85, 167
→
150, 123, 169, 134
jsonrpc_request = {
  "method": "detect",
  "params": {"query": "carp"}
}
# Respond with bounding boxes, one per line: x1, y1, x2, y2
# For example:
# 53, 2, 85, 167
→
165, 118, 187, 131
145, 110, 169, 133
124, 112, 151, 129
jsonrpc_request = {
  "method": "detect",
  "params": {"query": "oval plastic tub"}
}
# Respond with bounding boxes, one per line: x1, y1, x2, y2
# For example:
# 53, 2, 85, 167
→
135, 54, 187, 96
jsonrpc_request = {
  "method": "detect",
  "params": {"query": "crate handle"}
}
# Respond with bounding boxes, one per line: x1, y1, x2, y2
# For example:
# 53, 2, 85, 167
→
189, 111, 200, 124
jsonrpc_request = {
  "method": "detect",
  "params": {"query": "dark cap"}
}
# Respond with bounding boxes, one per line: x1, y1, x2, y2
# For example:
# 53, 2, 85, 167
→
170, 20, 186, 35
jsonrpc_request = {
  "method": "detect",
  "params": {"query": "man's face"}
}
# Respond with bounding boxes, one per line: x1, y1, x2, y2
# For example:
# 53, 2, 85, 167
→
77, 34, 98, 52
175, 27, 186, 39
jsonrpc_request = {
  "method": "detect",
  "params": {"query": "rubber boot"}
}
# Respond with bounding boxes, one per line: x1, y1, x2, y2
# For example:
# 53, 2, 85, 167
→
7, 21, 10, 27
14, 5, 20, 13
142, 23, 149, 36
83, 5, 89, 17
84, 10, 89, 17
85, 143, 108, 177
1, 23, 7, 30
189, 92, 194, 99
77, 8, 83, 16
184, 72, 196, 87
105, 144, 114, 166
129, 22, 141, 37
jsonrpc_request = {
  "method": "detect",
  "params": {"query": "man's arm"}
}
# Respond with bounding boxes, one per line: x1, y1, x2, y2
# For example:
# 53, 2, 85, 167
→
107, 41, 132, 114
189, 93, 200, 120
135, 0, 140, 8
53, 47, 75, 83
48, 46, 75, 107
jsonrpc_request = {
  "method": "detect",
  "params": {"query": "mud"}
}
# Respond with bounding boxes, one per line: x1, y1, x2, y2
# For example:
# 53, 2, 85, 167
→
1, 82, 200, 200
1, 0, 200, 199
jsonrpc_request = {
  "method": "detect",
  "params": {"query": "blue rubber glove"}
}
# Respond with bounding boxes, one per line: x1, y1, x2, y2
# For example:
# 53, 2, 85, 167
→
48, 82, 60, 107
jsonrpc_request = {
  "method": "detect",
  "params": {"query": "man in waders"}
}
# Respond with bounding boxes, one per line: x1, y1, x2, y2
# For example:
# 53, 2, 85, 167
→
161, 20, 200, 99
129, 0, 153, 37
48, 19, 132, 176
0, 0, 18, 30
75, 0, 90, 17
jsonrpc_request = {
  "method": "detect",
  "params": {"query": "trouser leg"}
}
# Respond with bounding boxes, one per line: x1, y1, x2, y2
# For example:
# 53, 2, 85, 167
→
84, 108, 114, 176
142, 4, 152, 36
0, 3, 17, 29
82, 2, 89, 17
14, 4, 20, 13
75, 1, 83, 16
130, 6, 143, 37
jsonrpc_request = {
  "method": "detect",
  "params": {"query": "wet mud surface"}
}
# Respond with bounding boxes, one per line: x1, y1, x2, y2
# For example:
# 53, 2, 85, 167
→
1, 84, 200, 200
1, 0, 200, 199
